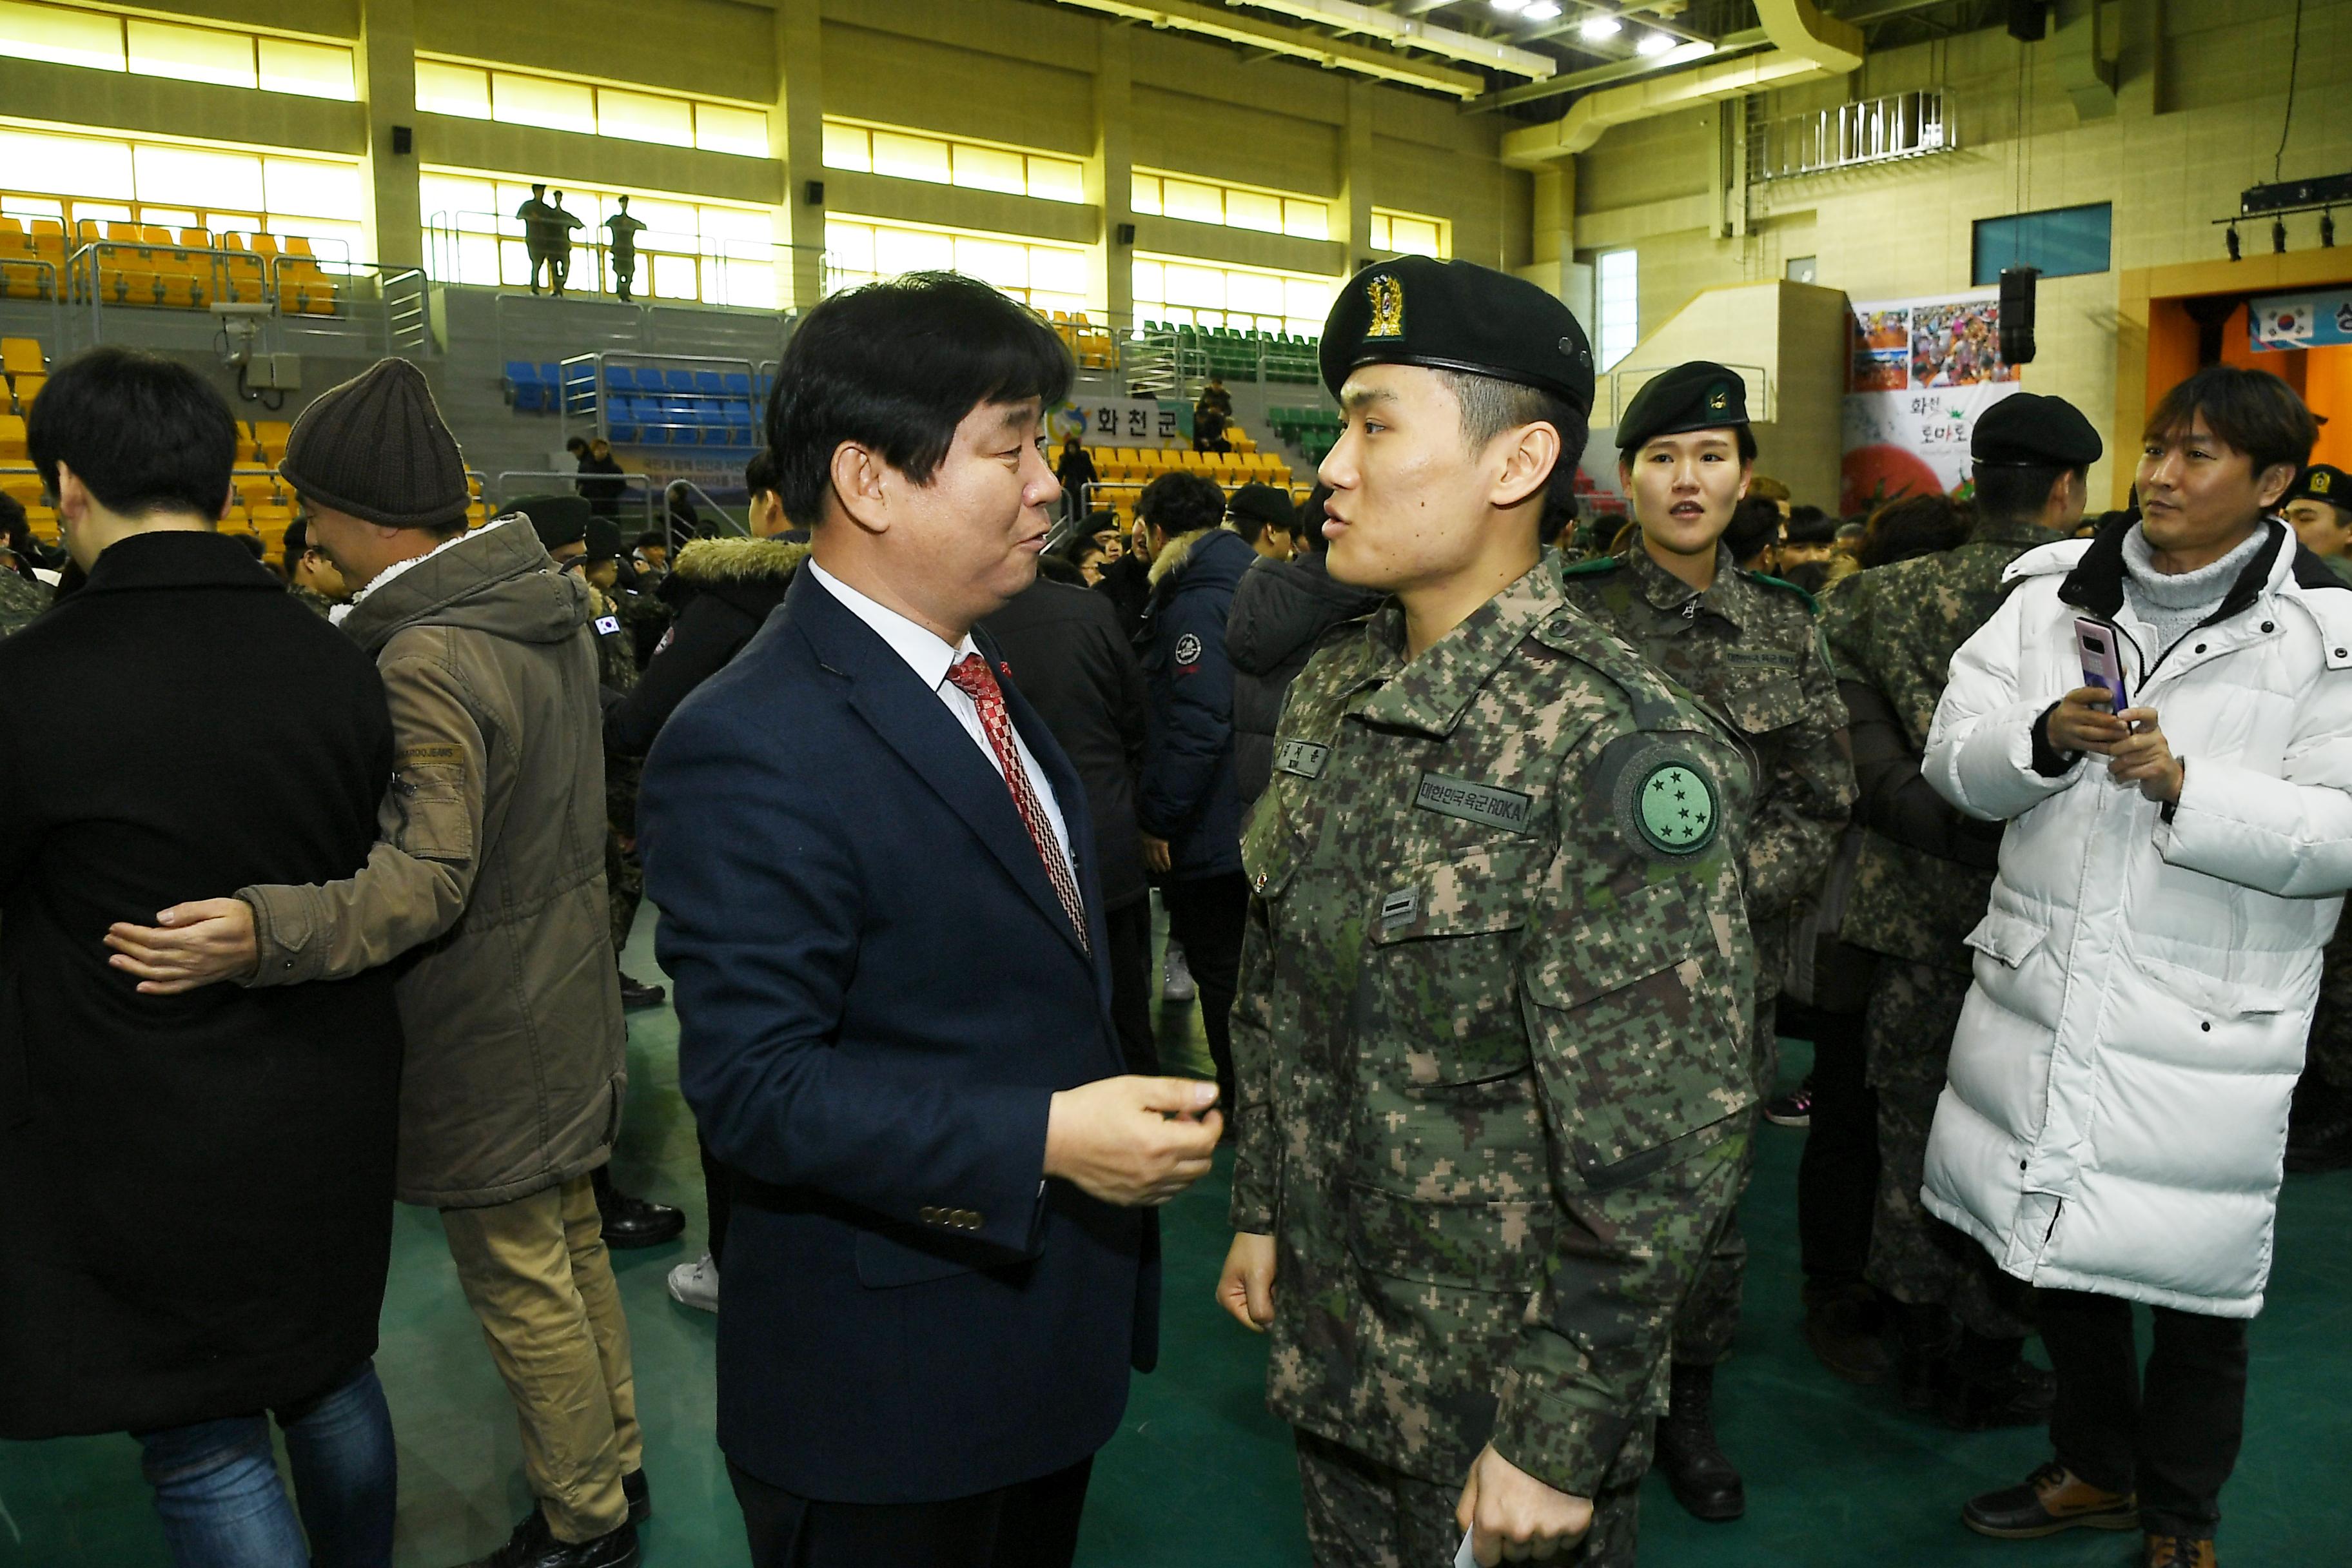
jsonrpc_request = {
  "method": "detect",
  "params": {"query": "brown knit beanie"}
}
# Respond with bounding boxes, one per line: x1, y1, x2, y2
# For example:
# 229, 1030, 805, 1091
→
279, 358, 471, 529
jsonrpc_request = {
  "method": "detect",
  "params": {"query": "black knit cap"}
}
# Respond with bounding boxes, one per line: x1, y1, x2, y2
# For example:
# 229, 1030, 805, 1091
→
1226, 482, 1294, 529
583, 516, 623, 561
279, 358, 471, 529
1616, 361, 1749, 454
510, 493, 591, 551
1320, 255, 1595, 417
1972, 393, 2102, 469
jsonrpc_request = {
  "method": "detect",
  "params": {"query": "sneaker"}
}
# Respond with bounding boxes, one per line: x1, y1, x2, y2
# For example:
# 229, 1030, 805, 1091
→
1161, 942, 1197, 1003
666, 1252, 719, 1314
1961, 1459, 2138, 1539
2145, 1533, 2217, 1567
1763, 1077, 1814, 1128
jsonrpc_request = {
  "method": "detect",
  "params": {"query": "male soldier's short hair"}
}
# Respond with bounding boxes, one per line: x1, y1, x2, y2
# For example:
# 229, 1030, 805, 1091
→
1431, 369, 1587, 544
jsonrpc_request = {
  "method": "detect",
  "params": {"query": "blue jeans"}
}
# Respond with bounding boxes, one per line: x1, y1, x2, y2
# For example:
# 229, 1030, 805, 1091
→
132, 1360, 395, 1568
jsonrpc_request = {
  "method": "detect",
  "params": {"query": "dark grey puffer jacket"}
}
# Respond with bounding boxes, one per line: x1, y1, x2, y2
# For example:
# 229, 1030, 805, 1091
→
1225, 551, 1384, 808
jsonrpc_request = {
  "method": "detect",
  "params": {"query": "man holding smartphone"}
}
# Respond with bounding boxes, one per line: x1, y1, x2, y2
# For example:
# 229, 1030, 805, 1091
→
1923, 365, 2342, 1568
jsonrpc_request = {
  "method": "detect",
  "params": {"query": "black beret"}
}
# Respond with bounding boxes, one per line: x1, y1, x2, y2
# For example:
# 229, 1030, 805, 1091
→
510, 493, 591, 551
1972, 393, 2102, 469
1320, 256, 1595, 416
2288, 464, 2351, 511
1226, 482, 1294, 529
583, 517, 623, 561
1616, 362, 1749, 455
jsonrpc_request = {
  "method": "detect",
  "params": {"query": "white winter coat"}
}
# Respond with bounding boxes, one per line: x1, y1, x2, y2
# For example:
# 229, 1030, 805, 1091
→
1919, 521, 2352, 1317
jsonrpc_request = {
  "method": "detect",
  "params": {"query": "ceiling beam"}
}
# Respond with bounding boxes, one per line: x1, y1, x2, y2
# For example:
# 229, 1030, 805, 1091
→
1521, 2, 1718, 50
1469, 26, 1767, 110
1044, 0, 1492, 95
1222, 0, 1557, 77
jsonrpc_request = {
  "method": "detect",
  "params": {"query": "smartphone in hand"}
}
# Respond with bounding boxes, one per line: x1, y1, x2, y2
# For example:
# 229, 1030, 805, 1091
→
2075, 617, 2131, 715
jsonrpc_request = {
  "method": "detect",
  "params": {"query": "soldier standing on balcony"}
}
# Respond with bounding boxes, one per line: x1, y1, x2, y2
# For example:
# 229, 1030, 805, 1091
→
605, 197, 647, 304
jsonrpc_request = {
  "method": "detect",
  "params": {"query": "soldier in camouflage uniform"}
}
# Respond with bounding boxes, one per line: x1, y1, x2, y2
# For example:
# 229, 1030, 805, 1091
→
1219, 257, 1758, 1568
0, 559, 48, 638
1556, 361, 1854, 1522
280, 515, 346, 619
2284, 466, 2352, 1169
1818, 393, 2102, 1427
575, 516, 666, 1012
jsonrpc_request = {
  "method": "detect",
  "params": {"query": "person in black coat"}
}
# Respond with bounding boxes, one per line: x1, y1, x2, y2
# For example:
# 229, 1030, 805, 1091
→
1093, 514, 1153, 642
982, 576, 1155, 1074
0, 348, 403, 1565
573, 435, 629, 519
1226, 484, 1383, 810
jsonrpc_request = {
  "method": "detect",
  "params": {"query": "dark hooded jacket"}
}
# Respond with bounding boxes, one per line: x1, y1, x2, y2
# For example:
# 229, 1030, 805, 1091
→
606, 535, 808, 758
1226, 551, 1384, 808
1137, 525, 1258, 879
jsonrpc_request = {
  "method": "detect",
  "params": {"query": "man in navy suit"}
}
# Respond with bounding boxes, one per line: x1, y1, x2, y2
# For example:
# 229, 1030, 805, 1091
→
638, 272, 1222, 1568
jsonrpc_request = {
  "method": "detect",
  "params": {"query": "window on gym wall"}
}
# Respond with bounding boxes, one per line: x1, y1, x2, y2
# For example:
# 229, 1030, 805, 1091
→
1596, 248, 1638, 371
0, 122, 366, 262
1132, 256, 1337, 338
0, 1, 355, 97
820, 121, 1086, 206
1369, 209, 1449, 259
413, 58, 770, 159
1971, 202, 2112, 287
823, 217, 1093, 315
418, 169, 778, 307
1132, 170, 1329, 241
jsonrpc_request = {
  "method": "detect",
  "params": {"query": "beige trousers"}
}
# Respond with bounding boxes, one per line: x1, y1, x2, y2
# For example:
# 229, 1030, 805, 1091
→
442, 1173, 642, 1543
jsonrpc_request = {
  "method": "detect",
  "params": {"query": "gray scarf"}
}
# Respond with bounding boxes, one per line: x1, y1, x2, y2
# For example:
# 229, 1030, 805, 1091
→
2120, 522, 2268, 658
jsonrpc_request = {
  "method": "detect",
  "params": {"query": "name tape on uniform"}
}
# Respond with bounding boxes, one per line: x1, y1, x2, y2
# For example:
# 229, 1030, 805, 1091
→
1413, 772, 1534, 834
1275, 740, 1330, 779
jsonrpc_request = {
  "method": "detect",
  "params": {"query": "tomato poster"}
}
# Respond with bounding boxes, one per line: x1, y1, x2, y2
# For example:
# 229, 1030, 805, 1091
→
1842, 290, 2022, 514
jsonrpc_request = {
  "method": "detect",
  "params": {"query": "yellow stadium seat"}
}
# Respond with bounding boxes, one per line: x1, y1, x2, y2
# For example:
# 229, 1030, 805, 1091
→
9, 375, 43, 415
252, 421, 293, 462
0, 415, 25, 462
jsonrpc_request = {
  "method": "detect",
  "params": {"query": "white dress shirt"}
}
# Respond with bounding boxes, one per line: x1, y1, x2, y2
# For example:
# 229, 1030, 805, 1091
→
805, 558, 1077, 888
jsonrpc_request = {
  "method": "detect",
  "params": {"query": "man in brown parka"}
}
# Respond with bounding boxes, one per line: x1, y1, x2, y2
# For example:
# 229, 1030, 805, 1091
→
105, 359, 646, 1568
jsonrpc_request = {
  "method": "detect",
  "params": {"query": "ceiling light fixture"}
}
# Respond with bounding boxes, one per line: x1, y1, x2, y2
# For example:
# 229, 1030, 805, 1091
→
1635, 30, 1676, 54
1491, 0, 1531, 13
1524, 1, 1563, 17
1578, 13, 1621, 37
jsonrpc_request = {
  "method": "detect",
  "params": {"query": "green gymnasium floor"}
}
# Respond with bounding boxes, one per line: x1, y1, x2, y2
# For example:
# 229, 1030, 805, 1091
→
6, 908, 2349, 1567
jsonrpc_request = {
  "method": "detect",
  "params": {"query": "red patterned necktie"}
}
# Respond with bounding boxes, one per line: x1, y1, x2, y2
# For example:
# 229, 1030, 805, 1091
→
945, 653, 1090, 951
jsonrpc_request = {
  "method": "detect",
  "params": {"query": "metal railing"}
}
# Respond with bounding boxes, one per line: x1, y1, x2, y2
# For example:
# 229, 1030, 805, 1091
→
52, 240, 432, 358
425, 210, 825, 312
0, 256, 66, 350
1749, 90, 1954, 184
493, 468, 661, 536
555, 350, 765, 453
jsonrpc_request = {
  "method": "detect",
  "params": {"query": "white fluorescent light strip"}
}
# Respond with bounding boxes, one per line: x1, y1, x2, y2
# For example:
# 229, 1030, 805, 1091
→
1578, 12, 1621, 36
1228, 0, 1556, 78
1636, 29, 1676, 54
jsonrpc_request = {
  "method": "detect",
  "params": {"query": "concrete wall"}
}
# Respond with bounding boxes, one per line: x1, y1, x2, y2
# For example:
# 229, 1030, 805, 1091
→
1560, 0, 2352, 505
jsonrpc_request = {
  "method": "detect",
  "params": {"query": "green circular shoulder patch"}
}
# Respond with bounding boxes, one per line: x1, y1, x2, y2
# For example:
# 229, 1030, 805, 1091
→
1634, 760, 1719, 855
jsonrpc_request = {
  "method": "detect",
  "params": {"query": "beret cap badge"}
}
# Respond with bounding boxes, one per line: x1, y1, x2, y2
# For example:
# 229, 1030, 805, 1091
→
2318, 471, 2335, 495
1364, 275, 1406, 340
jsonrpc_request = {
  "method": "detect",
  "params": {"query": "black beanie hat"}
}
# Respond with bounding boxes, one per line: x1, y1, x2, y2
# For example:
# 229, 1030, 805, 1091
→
279, 358, 471, 529
583, 517, 623, 561
511, 493, 592, 551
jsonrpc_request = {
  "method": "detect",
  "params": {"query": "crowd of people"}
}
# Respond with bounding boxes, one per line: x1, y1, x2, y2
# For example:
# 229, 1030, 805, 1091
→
0, 252, 2345, 1568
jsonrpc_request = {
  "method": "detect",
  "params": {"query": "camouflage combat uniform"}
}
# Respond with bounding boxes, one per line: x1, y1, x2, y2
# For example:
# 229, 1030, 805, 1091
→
0, 569, 49, 638
1231, 552, 1758, 1567
1818, 512, 2068, 1335
587, 581, 643, 958
1559, 541, 1854, 1365
288, 582, 337, 620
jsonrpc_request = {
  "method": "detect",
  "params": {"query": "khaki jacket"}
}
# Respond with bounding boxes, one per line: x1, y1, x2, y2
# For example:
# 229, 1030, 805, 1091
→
240, 517, 625, 1209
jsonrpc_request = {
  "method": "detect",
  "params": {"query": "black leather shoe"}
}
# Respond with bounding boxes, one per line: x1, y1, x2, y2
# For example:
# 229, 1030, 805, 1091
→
1939, 1334, 2058, 1431
1894, 1301, 1959, 1415
617, 972, 666, 1012
1962, 1459, 2137, 1538
463, 1509, 640, 1568
1655, 1361, 1744, 1521
622, 1469, 650, 1524
1803, 1280, 1892, 1386
592, 1166, 685, 1250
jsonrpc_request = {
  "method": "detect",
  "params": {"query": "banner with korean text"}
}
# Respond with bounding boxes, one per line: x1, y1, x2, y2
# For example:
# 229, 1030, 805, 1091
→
1842, 289, 2021, 514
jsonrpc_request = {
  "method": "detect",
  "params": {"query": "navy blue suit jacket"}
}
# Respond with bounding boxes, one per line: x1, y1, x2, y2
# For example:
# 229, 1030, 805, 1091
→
639, 567, 1157, 1505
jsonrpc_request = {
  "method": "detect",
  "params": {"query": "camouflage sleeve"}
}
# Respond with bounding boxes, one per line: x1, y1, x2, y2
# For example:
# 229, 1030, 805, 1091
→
1226, 890, 1279, 1233
1489, 714, 1757, 1498
1817, 571, 1871, 685
1743, 625, 1857, 920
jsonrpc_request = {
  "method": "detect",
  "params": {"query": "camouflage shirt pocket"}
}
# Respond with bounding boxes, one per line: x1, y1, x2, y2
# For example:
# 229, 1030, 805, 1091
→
1724, 672, 1808, 739
1364, 842, 1539, 1088
1344, 1181, 1556, 1292
1521, 877, 1752, 1187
